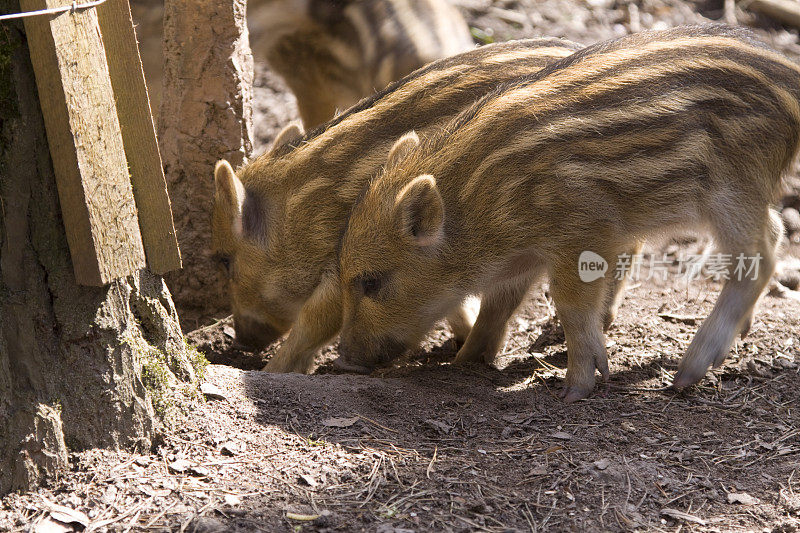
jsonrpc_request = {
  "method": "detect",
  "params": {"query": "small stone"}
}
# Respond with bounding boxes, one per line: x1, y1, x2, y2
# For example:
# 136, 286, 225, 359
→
224, 494, 242, 507
425, 419, 452, 434
220, 442, 240, 456
593, 459, 610, 470
530, 465, 548, 475
168, 459, 191, 474
62, 494, 81, 509
188, 465, 211, 477
223, 325, 236, 339
200, 383, 227, 401
314, 510, 335, 527
101, 484, 118, 505
728, 492, 760, 505
551, 431, 573, 440
134, 456, 152, 467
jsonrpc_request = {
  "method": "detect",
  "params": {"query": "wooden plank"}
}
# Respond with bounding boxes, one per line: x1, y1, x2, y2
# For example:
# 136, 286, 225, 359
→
21, 0, 145, 286
96, 0, 182, 274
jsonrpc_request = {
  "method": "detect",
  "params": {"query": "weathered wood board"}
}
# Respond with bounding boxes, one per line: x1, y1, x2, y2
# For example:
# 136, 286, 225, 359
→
96, 0, 182, 274
21, 0, 145, 286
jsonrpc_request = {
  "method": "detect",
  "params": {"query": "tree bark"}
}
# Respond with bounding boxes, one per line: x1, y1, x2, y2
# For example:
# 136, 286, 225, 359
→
0, 6, 194, 496
159, 0, 254, 318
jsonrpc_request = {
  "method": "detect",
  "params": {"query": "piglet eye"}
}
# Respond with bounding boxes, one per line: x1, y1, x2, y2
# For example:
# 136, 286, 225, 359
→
360, 274, 383, 298
215, 255, 231, 276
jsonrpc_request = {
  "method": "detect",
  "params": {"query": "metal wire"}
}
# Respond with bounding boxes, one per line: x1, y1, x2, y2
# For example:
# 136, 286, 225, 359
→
0, 0, 108, 22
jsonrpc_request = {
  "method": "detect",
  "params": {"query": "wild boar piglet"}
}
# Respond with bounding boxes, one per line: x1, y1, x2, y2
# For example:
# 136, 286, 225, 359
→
211, 39, 583, 373
248, 0, 474, 128
336, 25, 799, 401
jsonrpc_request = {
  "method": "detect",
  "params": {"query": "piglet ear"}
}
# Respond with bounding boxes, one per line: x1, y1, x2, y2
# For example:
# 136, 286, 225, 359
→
213, 160, 245, 242
270, 122, 304, 153
386, 131, 420, 169
394, 174, 444, 247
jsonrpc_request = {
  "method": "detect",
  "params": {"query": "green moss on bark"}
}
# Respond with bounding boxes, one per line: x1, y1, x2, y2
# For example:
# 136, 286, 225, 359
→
140, 354, 173, 418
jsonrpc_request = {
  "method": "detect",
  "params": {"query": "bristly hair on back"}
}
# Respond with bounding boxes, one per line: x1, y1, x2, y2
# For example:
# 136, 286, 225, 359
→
415, 24, 776, 156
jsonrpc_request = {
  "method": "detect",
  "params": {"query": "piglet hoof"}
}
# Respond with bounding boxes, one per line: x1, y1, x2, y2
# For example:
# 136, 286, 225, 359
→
596, 353, 610, 382
602, 310, 616, 332
560, 384, 593, 403
331, 357, 373, 375
449, 337, 465, 351
453, 347, 485, 365
739, 314, 753, 339
263, 356, 312, 374
560, 371, 596, 402
673, 346, 729, 389
560, 351, 609, 402
672, 363, 705, 390
262, 360, 291, 373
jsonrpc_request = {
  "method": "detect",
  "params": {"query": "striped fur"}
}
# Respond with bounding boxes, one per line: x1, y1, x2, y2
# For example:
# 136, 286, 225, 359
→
336, 25, 799, 400
212, 38, 582, 371
248, 0, 474, 127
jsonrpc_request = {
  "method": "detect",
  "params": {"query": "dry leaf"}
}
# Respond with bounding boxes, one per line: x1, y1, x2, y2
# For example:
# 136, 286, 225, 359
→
321, 416, 359, 428
286, 512, 320, 521
299, 473, 318, 487
661, 508, 707, 525
45, 506, 89, 529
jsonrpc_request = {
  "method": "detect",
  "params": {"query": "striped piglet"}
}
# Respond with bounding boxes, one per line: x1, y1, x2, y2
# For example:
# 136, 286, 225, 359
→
336, 25, 798, 401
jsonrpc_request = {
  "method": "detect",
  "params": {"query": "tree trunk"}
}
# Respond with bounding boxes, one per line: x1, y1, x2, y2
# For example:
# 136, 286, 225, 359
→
0, 6, 195, 496
159, 0, 253, 319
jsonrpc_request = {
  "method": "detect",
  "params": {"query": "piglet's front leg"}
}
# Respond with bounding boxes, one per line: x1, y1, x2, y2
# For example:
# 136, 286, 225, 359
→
264, 274, 343, 374
454, 274, 537, 365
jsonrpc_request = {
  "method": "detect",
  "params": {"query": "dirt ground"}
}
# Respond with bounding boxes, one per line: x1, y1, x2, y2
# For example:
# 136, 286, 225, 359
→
4, 1, 800, 532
